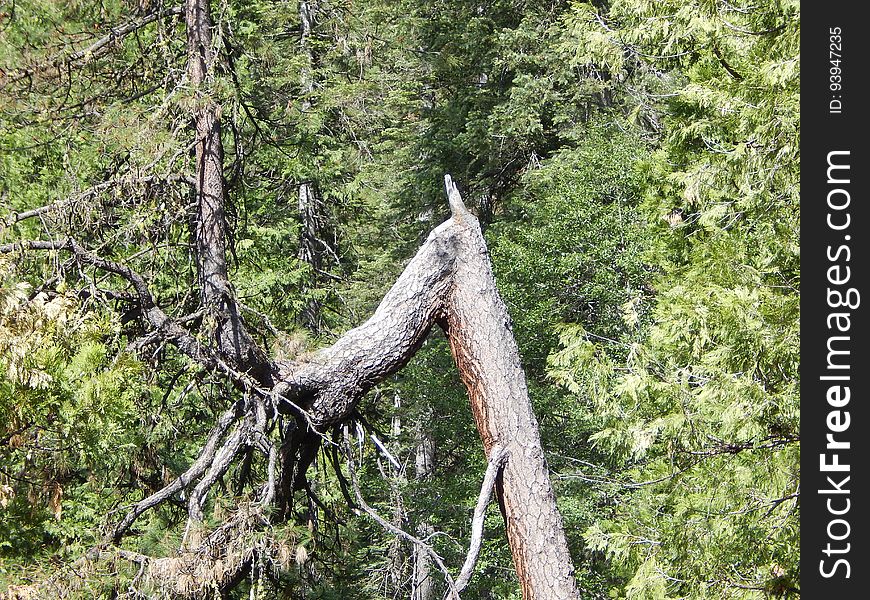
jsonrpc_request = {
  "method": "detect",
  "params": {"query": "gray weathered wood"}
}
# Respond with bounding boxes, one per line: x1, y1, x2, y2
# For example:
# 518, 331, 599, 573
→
273, 187, 581, 599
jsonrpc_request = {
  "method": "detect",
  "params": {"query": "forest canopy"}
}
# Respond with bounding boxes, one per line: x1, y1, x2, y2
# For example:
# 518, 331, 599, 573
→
1, 0, 799, 598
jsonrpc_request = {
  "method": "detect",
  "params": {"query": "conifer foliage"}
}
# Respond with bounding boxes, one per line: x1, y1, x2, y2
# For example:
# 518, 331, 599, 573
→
1, 1, 798, 598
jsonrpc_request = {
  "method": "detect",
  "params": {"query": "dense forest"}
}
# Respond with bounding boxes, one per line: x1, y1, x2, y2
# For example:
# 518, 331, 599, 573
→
0, 0, 799, 598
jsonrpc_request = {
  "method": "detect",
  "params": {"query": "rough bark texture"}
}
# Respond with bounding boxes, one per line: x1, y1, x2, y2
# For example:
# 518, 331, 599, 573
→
186, 0, 269, 378
441, 220, 580, 599
273, 181, 580, 598
3, 5, 581, 596
186, 0, 224, 304
272, 219, 457, 425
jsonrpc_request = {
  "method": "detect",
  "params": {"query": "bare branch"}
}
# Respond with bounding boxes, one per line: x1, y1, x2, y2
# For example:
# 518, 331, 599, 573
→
370, 433, 402, 471
5, 180, 582, 598
112, 400, 244, 542
343, 427, 460, 600
1, 6, 184, 88
453, 445, 509, 595
186, 420, 249, 525
1, 238, 218, 371
1, 173, 195, 232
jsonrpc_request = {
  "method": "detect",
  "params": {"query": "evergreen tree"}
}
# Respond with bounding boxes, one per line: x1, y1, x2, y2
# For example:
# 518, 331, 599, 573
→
0, 0, 800, 598
550, 0, 800, 596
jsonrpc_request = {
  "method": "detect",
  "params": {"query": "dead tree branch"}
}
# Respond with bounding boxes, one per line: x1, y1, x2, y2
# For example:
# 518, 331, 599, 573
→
4, 173, 582, 597
343, 427, 461, 600
1, 6, 184, 88
453, 445, 509, 595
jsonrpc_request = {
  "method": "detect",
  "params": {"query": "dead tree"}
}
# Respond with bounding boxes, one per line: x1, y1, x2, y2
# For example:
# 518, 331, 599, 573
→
296, 0, 330, 332
2, 185, 582, 599
0, 1, 580, 597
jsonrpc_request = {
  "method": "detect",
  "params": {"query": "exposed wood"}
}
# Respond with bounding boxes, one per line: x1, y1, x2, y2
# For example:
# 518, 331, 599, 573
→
5, 178, 582, 597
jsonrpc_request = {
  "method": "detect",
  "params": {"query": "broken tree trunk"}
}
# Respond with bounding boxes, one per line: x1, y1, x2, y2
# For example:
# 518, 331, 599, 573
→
441, 180, 580, 599
3, 2, 581, 591
271, 176, 581, 598
4, 177, 583, 599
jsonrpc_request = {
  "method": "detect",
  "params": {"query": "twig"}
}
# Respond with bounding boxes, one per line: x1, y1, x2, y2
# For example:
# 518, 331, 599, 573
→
453, 445, 509, 595
343, 427, 460, 599
370, 433, 402, 471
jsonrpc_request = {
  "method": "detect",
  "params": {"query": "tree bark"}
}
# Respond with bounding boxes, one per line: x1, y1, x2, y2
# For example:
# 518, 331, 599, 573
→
441, 188, 580, 599
273, 177, 581, 598
186, 0, 269, 379
183, 13, 580, 591
4, 4, 581, 592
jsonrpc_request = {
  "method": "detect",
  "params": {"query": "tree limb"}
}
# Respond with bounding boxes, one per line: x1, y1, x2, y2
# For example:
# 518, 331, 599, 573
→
112, 400, 244, 542
343, 427, 461, 600
1, 173, 196, 232
453, 445, 509, 595
1, 238, 219, 371
1, 6, 184, 88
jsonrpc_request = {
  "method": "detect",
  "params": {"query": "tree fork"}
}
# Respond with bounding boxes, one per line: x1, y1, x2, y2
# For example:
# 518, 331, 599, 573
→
4, 180, 583, 597
270, 176, 581, 598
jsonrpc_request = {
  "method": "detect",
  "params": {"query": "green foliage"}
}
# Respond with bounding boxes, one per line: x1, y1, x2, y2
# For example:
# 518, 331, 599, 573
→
549, 0, 800, 597
490, 120, 651, 369
0, 262, 149, 564
1, 0, 799, 597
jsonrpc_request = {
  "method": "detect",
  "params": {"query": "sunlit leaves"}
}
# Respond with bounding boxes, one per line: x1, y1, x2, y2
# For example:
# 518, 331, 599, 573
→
549, 0, 800, 596
0, 265, 150, 557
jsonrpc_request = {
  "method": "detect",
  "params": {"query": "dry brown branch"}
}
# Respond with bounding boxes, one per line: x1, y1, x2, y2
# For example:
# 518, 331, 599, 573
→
1, 7, 184, 88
